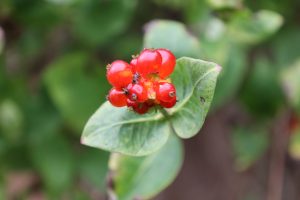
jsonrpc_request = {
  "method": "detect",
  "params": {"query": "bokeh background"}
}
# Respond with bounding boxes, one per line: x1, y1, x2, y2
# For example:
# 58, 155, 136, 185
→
1, 0, 300, 199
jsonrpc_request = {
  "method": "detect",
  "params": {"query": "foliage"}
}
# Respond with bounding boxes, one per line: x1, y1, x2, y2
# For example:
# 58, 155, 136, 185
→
231, 127, 269, 171
1, 0, 300, 199
82, 57, 220, 155
44, 52, 110, 132
110, 135, 183, 200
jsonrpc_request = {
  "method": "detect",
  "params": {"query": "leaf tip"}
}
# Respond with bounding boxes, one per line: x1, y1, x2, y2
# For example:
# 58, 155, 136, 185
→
80, 136, 86, 145
215, 64, 222, 73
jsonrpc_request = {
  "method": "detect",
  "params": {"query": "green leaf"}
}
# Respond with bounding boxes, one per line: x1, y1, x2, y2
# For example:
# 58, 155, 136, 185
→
200, 18, 247, 108
0, 99, 24, 142
168, 57, 221, 138
232, 127, 269, 171
12, 0, 63, 30
0, 183, 4, 200
273, 28, 300, 68
0, 177, 5, 200
43, 52, 110, 133
240, 56, 284, 118
72, 0, 137, 46
78, 149, 109, 190
281, 59, 300, 114
207, 0, 243, 9
0, 139, 6, 160
46, 0, 75, 5
144, 20, 201, 58
30, 134, 75, 194
82, 102, 171, 156
212, 44, 247, 108
153, 0, 185, 9
111, 135, 183, 200
228, 10, 283, 45
183, 0, 210, 24
25, 94, 62, 144
82, 57, 220, 155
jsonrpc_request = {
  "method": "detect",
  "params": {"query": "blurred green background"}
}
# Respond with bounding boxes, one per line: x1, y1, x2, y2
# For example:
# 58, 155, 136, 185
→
1, 0, 300, 199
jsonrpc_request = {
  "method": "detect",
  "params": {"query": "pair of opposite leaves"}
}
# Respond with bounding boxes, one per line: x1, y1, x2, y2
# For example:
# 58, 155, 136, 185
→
82, 57, 221, 156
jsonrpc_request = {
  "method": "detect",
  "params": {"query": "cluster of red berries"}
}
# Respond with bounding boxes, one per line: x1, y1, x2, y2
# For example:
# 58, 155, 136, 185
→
106, 48, 177, 114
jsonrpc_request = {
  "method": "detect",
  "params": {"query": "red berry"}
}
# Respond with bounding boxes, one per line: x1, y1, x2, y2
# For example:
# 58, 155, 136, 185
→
108, 88, 127, 107
160, 98, 176, 108
134, 103, 149, 114
127, 99, 150, 114
155, 82, 176, 102
107, 60, 133, 89
130, 58, 138, 73
127, 99, 138, 108
157, 48, 176, 78
146, 100, 155, 108
134, 103, 150, 114
136, 49, 162, 77
127, 83, 148, 102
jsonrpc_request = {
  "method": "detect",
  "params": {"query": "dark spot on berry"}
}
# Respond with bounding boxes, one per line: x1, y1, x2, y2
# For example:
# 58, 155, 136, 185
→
131, 93, 137, 101
200, 97, 205, 103
169, 91, 175, 97
132, 72, 141, 84
122, 88, 129, 95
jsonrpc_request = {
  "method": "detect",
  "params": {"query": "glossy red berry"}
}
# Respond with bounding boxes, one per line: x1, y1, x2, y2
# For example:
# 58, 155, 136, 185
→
108, 88, 127, 107
105, 49, 177, 114
127, 83, 148, 102
155, 82, 176, 102
126, 99, 137, 107
130, 58, 138, 73
127, 99, 150, 114
160, 98, 177, 108
146, 100, 155, 108
134, 103, 150, 114
136, 49, 162, 77
134, 103, 149, 114
157, 48, 176, 78
107, 60, 133, 89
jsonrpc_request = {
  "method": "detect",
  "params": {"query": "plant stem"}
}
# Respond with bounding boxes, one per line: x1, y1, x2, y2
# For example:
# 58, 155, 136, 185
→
158, 106, 171, 118
105, 170, 117, 200
158, 106, 177, 135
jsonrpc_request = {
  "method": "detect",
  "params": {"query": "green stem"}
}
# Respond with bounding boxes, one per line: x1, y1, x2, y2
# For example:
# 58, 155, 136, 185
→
158, 106, 171, 119
158, 107, 177, 135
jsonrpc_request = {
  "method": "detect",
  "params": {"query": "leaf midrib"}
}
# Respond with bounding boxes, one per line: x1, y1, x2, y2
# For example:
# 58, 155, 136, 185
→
85, 112, 164, 136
